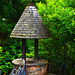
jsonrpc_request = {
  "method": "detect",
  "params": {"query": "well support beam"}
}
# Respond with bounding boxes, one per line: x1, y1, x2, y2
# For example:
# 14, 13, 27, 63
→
22, 39, 26, 61
34, 39, 38, 62
22, 39, 26, 75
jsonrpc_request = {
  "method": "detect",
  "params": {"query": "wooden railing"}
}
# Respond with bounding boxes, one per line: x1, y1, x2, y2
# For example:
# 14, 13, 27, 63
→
9, 64, 25, 75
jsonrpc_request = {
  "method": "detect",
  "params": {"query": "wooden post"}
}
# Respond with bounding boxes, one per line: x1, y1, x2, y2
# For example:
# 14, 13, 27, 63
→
22, 39, 26, 60
22, 39, 26, 75
34, 39, 38, 62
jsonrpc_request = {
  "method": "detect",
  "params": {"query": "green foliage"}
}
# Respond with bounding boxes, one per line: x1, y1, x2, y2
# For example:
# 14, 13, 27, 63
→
36, 0, 75, 74
0, 0, 75, 74
0, 46, 13, 74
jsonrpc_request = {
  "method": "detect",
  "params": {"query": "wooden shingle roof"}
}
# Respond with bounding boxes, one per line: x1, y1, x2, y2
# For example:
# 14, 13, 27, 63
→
10, 2, 50, 39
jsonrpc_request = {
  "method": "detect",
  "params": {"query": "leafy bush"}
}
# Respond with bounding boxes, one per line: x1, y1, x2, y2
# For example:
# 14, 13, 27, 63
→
36, 0, 75, 74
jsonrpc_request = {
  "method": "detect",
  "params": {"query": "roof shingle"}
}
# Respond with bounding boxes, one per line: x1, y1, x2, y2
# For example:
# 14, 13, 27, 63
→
10, 3, 50, 39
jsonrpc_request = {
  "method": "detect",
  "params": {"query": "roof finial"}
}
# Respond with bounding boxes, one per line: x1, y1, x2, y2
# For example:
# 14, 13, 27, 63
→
31, 0, 32, 2
28, 0, 34, 6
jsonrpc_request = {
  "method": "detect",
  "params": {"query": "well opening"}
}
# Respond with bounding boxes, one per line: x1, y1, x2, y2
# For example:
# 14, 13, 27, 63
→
12, 58, 48, 75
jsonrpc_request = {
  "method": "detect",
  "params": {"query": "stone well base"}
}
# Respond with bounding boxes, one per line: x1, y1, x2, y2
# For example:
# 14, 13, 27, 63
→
12, 58, 48, 75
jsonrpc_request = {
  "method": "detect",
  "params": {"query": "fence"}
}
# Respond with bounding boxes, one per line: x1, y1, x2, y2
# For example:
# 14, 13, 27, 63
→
9, 63, 25, 75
